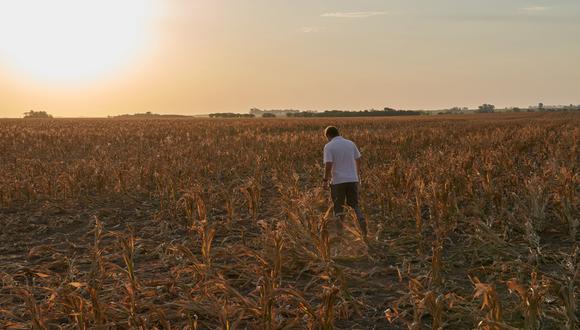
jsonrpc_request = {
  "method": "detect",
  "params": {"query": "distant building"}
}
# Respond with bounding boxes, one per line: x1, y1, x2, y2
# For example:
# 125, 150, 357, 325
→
250, 108, 301, 117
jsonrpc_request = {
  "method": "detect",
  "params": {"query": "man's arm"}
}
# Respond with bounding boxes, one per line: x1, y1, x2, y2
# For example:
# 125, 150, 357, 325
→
354, 144, 362, 181
323, 145, 333, 184
323, 162, 333, 183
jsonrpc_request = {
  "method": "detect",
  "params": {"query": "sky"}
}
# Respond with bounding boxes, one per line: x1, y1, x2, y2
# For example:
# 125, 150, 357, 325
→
0, 0, 579, 117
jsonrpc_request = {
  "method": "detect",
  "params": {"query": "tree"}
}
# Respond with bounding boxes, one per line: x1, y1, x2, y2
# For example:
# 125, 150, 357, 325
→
23, 110, 53, 119
477, 104, 495, 113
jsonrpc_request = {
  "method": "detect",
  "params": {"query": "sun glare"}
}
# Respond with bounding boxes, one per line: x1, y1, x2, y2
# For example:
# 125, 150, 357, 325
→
0, 0, 160, 84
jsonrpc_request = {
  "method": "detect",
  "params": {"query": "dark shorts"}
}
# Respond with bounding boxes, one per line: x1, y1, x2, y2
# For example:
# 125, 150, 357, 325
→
330, 182, 361, 217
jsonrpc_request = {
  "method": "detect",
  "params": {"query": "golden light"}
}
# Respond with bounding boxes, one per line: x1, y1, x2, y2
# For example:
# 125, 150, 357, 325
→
0, 0, 160, 84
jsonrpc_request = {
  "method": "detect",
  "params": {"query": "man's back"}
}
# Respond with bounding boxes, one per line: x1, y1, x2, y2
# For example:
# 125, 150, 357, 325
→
323, 136, 361, 184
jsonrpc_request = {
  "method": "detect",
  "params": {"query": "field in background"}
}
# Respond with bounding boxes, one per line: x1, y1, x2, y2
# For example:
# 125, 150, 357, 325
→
0, 112, 578, 329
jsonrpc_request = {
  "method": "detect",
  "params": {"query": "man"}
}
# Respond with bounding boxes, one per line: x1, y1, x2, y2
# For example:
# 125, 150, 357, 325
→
322, 126, 367, 238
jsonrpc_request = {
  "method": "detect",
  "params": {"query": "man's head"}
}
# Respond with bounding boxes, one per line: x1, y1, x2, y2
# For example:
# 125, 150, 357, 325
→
324, 126, 340, 141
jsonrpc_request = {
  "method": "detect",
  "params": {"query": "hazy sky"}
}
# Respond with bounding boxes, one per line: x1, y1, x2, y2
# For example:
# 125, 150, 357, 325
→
1, 0, 579, 117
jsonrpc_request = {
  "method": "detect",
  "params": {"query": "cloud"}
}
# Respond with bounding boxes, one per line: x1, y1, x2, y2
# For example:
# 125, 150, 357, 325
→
321, 11, 387, 18
522, 6, 550, 12
299, 26, 324, 33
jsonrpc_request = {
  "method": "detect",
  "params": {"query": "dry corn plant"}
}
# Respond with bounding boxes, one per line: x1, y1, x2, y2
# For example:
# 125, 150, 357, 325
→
178, 188, 208, 228
422, 291, 445, 330
317, 285, 340, 330
506, 272, 548, 330
285, 202, 332, 264
414, 178, 426, 234
177, 190, 197, 227
270, 185, 334, 268
400, 275, 457, 330
550, 277, 578, 330
60, 289, 89, 330
116, 231, 144, 327
430, 239, 443, 288
341, 207, 370, 248
198, 222, 216, 268
552, 166, 578, 241
471, 276, 504, 330
19, 288, 48, 330
251, 220, 293, 328
524, 177, 549, 232
259, 219, 359, 328
87, 216, 107, 326
407, 277, 430, 330
220, 187, 236, 227
241, 178, 261, 221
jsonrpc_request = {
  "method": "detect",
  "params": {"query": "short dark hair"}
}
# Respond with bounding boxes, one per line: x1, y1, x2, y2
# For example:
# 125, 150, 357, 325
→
324, 126, 339, 138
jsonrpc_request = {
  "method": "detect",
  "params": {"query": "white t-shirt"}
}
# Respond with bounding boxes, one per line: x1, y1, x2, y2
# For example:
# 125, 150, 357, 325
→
323, 136, 361, 184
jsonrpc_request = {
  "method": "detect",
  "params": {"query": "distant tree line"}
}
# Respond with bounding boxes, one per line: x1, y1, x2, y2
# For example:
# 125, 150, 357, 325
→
249, 108, 299, 117
209, 113, 255, 118
23, 110, 53, 119
110, 112, 191, 118
528, 103, 580, 112
439, 103, 580, 115
287, 108, 425, 117
473, 103, 580, 114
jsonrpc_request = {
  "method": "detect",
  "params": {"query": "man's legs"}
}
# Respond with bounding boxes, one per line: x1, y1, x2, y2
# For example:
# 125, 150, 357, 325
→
330, 183, 347, 235
346, 182, 367, 237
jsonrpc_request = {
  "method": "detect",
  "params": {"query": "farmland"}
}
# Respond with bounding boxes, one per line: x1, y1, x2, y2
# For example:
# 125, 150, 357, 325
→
0, 112, 578, 329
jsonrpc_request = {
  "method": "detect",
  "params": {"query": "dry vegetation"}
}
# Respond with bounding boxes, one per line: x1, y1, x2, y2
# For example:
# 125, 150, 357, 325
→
0, 112, 578, 329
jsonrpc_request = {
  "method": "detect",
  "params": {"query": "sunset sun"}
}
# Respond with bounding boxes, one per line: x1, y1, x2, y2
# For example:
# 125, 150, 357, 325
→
0, 0, 159, 84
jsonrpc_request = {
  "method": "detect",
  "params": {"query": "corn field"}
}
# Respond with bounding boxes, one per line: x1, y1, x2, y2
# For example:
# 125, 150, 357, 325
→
0, 112, 578, 329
